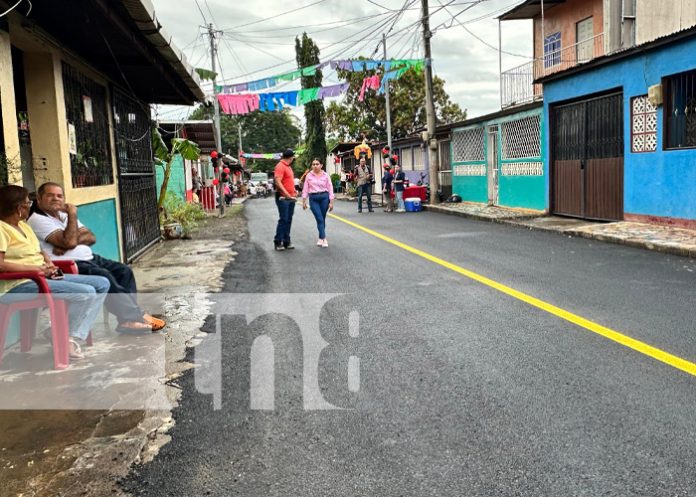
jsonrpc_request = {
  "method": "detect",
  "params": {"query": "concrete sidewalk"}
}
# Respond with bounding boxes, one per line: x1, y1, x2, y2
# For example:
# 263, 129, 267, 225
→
425, 202, 696, 259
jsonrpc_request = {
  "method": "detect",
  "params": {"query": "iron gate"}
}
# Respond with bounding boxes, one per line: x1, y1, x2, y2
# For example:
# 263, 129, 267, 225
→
113, 87, 160, 261
551, 91, 624, 221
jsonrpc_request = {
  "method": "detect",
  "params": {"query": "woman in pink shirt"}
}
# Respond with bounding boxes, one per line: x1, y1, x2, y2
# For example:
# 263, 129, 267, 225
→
301, 158, 335, 248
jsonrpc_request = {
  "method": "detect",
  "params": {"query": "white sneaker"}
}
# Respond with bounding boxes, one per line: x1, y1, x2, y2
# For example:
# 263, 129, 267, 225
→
321, 239, 329, 248
317, 239, 323, 246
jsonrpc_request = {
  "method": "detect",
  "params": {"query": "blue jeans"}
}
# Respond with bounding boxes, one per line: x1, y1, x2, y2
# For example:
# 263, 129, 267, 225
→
308, 192, 330, 239
274, 197, 296, 245
76, 254, 144, 323
357, 184, 372, 212
1, 274, 109, 341
395, 190, 405, 210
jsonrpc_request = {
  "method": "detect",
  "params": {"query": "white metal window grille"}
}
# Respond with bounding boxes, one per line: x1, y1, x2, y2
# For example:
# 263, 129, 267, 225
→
501, 162, 543, 176
631, 95, 657, 153
544, 32, 561, 68
454, 164, 486, 176
452, 128, 485, 162
401, 147, 414, 170
413, 147, 425, 170
501, 115, 541, 159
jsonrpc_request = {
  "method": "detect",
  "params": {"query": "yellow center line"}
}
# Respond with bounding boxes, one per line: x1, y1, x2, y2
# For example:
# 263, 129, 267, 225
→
329, 213, 696, 377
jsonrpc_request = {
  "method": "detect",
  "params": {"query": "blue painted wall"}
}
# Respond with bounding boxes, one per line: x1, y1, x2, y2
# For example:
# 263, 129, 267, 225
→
78, 199, 121, 261
543, 33, 696, 221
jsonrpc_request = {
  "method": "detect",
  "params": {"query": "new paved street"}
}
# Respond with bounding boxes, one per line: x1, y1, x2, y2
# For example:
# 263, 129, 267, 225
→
124, 198, 696, 496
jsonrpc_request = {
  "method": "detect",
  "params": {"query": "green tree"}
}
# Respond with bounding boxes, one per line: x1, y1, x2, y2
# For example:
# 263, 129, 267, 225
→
295, 33, 327, 170
152, 128, 200, 210
189, 106, 301, 172
325, 65, 467, 142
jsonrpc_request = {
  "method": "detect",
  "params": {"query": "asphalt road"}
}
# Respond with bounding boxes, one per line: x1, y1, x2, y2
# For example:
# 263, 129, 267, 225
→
124, 198, 696, 496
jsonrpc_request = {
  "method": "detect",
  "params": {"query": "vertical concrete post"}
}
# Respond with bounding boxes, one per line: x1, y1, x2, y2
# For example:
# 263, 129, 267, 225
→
0, 31, 21, 185
23, 51, 71, 189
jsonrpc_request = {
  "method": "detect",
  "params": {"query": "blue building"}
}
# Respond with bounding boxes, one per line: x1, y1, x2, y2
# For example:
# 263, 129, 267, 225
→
540, 27, 696, 227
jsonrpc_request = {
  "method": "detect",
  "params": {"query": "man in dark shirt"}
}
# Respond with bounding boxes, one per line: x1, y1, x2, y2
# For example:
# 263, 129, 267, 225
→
393, 164, 406, 212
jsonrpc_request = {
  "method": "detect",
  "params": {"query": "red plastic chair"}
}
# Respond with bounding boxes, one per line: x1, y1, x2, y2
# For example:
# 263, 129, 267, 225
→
0, 271, 70, 370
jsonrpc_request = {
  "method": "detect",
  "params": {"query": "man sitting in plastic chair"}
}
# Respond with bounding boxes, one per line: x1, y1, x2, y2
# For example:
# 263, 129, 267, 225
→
27, 182, 165, 335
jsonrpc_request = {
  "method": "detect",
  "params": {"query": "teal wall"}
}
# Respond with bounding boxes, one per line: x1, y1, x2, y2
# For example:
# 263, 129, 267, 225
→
452, 176, 488, 203
156, 155, 186, 202
451, 105, 546, 211
78, 199, 120, 261
499, 176, 546, 210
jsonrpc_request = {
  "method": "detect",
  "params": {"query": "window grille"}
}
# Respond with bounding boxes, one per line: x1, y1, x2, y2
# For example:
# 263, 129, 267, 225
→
401, 147, 413, 170
62, 62, 113, 188
454, 164, 486, 176
452, 128, 485, 162
664, 69, 696, 149
631, 95, 657, 153
501, 162, 543, 176
501, 115, 541, 159
544, 32, 561, 68
413, 146, 425, 170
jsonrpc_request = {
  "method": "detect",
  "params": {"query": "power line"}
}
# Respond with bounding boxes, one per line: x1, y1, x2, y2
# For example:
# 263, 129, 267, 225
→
220, 0, 331, 31
224, 12, 392, 35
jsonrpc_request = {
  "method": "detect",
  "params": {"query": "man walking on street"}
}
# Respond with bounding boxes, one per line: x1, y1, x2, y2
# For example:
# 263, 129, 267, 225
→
393, 164, 406, 212
273, 149, 297, 251
355, 157, 374, 213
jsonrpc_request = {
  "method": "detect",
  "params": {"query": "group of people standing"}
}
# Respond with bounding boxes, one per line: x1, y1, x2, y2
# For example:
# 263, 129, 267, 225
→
272, 150, 411, 250
353, 157, 406, 213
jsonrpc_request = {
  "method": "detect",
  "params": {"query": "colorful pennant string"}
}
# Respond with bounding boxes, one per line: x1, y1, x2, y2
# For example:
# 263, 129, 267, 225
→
215, 59, 423, 94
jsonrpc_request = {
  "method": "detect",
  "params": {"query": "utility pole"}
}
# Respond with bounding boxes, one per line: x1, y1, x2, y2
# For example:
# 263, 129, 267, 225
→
238, 122, 243, 182
383, 33, 393, 151
421, 0, 440, 204
208, 23, 224, 216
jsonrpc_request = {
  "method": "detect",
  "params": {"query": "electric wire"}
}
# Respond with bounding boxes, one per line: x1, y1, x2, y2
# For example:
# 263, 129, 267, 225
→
221, 0, 331, 31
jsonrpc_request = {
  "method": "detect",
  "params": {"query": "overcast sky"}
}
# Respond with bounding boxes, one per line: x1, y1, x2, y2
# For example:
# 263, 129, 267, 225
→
151, 0, 532, 124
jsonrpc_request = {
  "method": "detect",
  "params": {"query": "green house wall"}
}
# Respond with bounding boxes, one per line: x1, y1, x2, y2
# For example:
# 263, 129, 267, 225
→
156, 155, 186, 202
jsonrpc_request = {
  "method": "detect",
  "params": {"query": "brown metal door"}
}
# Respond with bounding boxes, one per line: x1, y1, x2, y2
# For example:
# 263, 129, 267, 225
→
551, 92, 624, 221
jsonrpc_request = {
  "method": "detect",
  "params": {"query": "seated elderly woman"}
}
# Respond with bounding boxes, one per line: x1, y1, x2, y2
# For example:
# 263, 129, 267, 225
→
0, 185, 110, 360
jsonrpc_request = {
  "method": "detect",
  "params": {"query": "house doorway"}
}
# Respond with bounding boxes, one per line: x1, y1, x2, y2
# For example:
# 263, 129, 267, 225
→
486, 124, 500, 206
551, 91, 624, 221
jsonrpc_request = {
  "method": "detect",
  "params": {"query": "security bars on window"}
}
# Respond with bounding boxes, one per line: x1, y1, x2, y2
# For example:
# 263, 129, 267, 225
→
631, 95, 657, 153
501, 115, 542, 160
452, 128, 485, 162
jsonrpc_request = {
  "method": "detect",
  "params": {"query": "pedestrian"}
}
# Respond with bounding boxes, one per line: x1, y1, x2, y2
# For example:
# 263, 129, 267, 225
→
382, 165, 394, 212
393, 164, 406, 212
302, 158, 334, 248
191, 167, 202, 203
294, 175, 301, 196
355, 157, 374, 213
273, 149, 297, 251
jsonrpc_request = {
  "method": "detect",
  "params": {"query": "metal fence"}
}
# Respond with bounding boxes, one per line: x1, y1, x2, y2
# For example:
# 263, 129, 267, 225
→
500, 33, 605, 109
113, 87, 160, 261
62, 62, 113, 188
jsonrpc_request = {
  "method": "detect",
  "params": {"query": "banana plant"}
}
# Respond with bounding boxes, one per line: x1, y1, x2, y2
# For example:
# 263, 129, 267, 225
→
153, 128, 201, 210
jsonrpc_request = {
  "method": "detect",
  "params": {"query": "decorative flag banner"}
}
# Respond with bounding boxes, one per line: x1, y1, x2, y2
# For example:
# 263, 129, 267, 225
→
216, 59, 423, 94
359, 75, 381, 102
241, 147, 306, 160
218, 83, 350, 115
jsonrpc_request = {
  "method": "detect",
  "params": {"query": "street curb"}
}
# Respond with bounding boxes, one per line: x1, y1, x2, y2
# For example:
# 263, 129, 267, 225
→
423, 205, 696, 259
